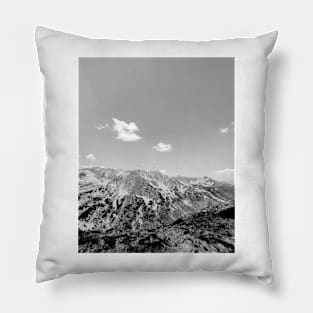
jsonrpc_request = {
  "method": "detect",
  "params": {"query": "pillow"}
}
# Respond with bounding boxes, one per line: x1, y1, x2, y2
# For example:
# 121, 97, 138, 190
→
35, 26, 277, 283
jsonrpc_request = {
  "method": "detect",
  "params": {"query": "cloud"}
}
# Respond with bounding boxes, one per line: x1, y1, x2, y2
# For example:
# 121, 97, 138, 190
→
86, 154, 96, 162
215, 168, 234, 183
152, 142, 172, 152
219, 127, 230, 134
112, 118, 142, 142
95, 123, 109, 130
216, 168, 234, 175
219, 121, 234, 134
159, 169, 168, 175
86, 154, 96, 167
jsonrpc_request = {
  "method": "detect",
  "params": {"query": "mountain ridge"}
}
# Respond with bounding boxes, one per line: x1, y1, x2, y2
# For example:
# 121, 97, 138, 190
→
78, 167, 235, 253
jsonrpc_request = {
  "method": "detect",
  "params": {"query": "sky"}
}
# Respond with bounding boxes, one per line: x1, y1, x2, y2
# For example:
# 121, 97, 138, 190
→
79, 58, 234, 182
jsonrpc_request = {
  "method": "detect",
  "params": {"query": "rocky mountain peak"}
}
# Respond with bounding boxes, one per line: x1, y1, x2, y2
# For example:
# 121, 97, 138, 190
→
79, 167, 235, 253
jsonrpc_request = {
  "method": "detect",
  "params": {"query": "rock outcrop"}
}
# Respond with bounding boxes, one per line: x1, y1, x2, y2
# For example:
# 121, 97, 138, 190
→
78, 167, 235, 253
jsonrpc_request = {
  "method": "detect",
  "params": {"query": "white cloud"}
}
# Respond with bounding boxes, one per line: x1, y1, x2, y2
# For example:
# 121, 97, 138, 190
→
215, 168, 234, 183
216, 168, 234, 175
86, 154, 96, 166
219, 127, 230, 134
219, 121, 235, 134
159, 169, 168, 175
95, 123, 109, 131
152, 142, 172, 152
112, 118, 142, 142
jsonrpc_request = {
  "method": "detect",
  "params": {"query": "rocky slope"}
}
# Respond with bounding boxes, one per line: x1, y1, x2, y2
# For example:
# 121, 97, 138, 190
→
78, 167, 235, 253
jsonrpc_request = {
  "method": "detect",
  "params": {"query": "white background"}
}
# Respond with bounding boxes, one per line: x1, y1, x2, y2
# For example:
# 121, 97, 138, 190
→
0, 1, 312, 312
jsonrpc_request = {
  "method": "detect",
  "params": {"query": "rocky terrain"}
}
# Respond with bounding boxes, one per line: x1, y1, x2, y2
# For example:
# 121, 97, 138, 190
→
78, 167, 235, 253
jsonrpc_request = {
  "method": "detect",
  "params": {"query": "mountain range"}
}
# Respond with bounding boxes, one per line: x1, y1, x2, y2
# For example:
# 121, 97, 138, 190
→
78, 167, 235, 253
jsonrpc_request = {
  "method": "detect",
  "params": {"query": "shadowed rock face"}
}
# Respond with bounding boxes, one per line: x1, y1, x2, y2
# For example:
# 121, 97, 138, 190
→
78, 167, 235, 253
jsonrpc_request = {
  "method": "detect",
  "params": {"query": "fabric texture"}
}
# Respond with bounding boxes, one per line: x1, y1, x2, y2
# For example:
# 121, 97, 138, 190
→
35, 26, 277, 283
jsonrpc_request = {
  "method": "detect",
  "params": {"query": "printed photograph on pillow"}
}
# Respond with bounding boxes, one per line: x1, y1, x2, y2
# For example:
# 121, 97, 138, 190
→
78, 57, 235, 253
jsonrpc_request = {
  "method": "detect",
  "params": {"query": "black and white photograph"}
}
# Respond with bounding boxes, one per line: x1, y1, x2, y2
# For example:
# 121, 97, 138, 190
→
4, 0, 313, 311
78, 58, 235, 253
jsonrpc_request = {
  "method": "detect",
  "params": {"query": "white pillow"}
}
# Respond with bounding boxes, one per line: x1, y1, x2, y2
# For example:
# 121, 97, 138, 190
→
35, 26, 277, 283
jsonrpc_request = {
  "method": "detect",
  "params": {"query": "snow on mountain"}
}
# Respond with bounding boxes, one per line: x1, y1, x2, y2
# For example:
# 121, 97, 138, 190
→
78, 167, 235, 253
